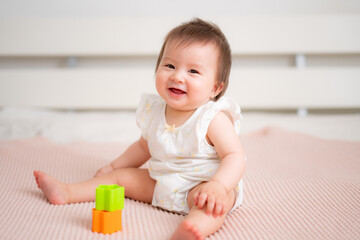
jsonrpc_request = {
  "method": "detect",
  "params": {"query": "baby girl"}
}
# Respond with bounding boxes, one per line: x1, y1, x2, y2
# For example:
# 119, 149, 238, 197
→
34, 18, 246, 240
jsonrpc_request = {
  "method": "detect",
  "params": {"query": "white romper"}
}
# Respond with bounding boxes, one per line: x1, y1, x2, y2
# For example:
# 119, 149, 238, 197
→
136, 93, 244, 214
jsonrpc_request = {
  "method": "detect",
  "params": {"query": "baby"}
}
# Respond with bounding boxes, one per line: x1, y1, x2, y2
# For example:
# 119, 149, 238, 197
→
34, 18, 246, 240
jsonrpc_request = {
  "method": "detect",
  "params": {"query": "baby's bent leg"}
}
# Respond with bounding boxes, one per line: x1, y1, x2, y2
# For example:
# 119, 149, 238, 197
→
170, 183, 235, 240
34, 168, 155, 205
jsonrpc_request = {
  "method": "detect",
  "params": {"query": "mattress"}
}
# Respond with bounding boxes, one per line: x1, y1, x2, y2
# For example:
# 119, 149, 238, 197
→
0, 126, 359, 239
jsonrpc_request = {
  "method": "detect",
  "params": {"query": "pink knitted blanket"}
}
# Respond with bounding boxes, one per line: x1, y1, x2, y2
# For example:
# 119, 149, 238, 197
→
0, 127, 359, 239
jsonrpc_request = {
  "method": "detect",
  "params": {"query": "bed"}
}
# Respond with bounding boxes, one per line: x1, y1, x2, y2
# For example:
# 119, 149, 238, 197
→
0, 16, 359, 239
0, 122, 359, 239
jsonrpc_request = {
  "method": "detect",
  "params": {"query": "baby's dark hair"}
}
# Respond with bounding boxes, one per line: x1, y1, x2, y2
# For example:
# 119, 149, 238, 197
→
155, 18, 232, 101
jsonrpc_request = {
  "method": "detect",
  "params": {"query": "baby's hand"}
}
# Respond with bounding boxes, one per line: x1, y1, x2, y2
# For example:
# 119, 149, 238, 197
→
94, 164, 114, 177
193, 180, 228, 218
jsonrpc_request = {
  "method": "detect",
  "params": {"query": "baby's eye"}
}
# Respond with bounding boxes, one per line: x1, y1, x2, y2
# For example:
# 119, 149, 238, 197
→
189, 69, 199, 74
165, 64, 175, 69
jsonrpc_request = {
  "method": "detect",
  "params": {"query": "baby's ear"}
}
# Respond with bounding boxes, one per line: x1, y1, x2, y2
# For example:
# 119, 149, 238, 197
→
212, 82, 224, 98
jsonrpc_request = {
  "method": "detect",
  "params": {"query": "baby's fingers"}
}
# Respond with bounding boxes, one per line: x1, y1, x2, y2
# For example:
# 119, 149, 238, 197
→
206, 196, 216, 216
193, 191, 200, 206
197, 192, 208, 209
94, 170, 103, 177
213, 200, 224, 218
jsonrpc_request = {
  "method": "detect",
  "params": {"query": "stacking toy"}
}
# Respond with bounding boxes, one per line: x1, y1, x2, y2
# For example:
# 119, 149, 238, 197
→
92, 184, 125, 234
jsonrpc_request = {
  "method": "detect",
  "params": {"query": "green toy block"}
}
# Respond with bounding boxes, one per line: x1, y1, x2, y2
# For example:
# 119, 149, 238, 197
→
95, 185, 124, 212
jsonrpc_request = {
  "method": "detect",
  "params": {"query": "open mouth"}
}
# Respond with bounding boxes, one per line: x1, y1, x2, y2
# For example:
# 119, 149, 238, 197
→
169, 88, 186, 95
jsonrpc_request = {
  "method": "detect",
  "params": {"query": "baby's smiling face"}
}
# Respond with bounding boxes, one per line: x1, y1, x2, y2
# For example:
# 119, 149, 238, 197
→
155, 40, 222, 114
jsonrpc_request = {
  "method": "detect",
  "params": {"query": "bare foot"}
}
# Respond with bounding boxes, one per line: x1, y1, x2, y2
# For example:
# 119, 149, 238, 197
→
33, 170, 69, 205
171, 220, 205, 240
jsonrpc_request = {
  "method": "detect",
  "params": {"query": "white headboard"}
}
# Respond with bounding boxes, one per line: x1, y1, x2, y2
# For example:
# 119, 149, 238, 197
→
0, 16, 359, 110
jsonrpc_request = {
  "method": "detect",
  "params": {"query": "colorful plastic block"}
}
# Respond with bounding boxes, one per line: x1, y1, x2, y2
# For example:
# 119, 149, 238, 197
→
95, 184, 125, 212
92, 208, 122, 234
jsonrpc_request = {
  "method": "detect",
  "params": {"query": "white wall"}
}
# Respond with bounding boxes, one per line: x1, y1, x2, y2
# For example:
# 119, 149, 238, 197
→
1, 1, 359, 110
1, 0, 360, 19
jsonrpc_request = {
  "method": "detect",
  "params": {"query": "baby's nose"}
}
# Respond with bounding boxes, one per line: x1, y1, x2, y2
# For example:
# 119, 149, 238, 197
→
171, 71, 185, 83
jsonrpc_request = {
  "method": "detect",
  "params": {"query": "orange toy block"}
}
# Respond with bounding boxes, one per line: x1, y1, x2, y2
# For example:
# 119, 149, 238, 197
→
92, 208, 122, 234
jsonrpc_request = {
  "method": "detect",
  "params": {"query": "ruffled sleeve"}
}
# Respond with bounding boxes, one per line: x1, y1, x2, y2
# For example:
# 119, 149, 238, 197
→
197, 96, 242, 139
136, 93, 163, 140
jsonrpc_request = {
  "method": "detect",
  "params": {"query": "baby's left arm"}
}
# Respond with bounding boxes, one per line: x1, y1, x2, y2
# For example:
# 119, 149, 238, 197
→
193, 111, 246, 217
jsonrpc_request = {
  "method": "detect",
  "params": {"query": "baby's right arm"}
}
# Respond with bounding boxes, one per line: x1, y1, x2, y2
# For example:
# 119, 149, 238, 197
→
94, 136, 151, 177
